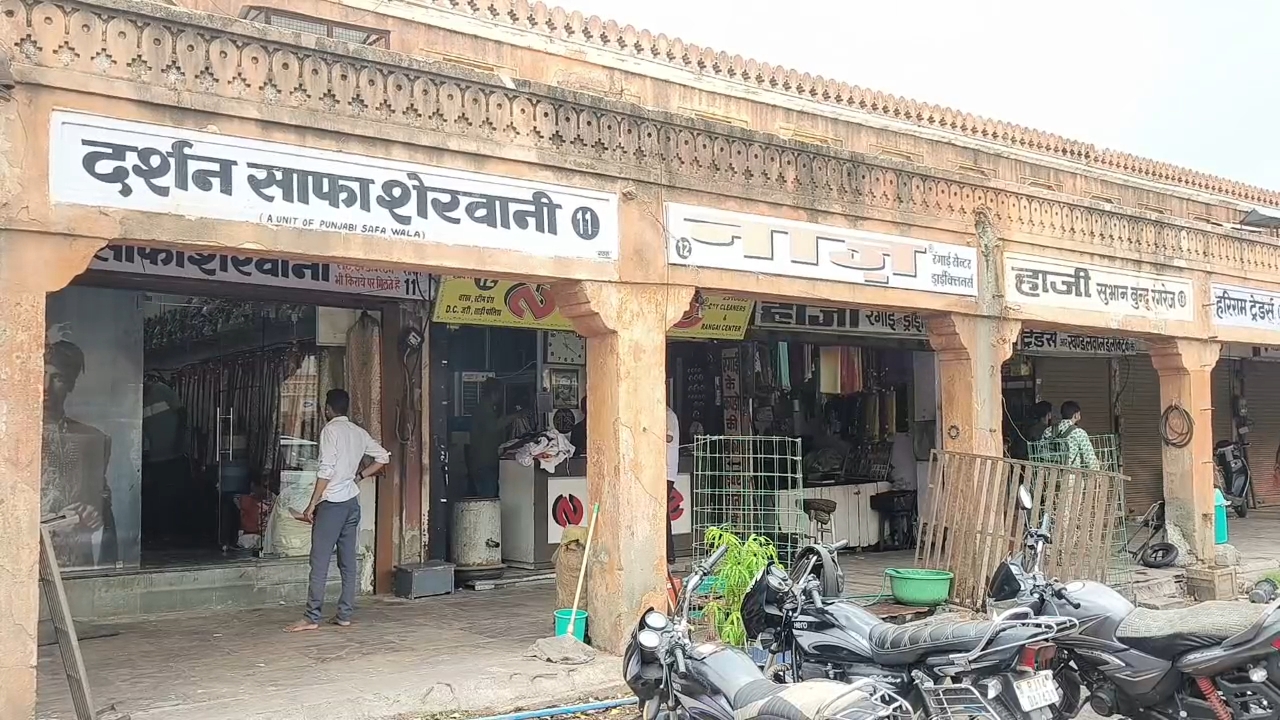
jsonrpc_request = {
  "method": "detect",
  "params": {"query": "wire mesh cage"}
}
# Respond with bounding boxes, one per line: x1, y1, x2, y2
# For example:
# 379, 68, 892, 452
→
688, 435, 806, 646
691, 435, 807, 566
1028, 432, 1121, 473
1026, 432, 1131, 596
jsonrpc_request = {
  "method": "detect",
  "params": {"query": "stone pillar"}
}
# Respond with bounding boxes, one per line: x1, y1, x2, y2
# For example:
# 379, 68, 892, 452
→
553, 281, 693, 652
0, 232, 99, 720
1149, 338, 1220, 562
926, 314, 1021, 456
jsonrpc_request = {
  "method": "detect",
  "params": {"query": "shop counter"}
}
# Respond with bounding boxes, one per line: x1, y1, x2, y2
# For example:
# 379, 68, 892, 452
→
498, 456, 695, 569
802, 480, 894, 550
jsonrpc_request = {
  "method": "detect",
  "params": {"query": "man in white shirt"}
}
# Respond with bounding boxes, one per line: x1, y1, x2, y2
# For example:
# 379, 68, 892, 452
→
666, 405, 679, 563
285, 389, 390, 632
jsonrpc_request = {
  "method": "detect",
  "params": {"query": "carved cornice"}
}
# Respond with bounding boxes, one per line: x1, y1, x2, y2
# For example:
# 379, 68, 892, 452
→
407, 0, 1280, 210
4, 0, 1279, 277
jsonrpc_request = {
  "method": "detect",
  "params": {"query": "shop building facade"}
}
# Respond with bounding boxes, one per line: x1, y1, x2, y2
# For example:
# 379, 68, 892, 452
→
7, 0, 1280, 715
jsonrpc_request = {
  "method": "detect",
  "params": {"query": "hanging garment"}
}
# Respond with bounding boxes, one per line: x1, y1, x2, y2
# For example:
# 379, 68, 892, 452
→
345, 313, 383, 441
818, 346, 842, 394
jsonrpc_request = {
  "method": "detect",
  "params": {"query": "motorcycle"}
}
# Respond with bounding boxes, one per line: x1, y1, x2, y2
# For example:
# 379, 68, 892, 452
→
623, 543, 912, 720
1214, 439, 1254, 518
989, 483, 1280, 720
741, 539, 1079, 720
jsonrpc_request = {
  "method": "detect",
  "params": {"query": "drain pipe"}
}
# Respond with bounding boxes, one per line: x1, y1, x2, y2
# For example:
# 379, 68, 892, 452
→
468, 697, 638, 720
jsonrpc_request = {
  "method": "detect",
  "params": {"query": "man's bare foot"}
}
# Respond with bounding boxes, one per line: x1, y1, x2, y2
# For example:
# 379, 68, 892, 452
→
329, 617, 352, 628
283, 620, 319, 633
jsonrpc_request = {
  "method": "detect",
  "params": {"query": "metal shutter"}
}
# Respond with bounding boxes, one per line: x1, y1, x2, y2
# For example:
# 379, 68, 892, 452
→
1212, 361, 1235, 449
1116, 359, 1164, 516
1034, 356, 1113, 437
1245, 361, 1280, 507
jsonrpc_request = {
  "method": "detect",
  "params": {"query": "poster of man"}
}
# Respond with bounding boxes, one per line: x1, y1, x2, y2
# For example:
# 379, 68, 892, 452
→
42, 322, 119, 569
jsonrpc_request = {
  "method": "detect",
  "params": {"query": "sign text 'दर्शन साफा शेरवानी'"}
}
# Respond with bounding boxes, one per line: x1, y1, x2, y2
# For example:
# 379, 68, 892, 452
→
48, 111, 620, 261
663, 203, 979, 297
1003, 253, 1195, 322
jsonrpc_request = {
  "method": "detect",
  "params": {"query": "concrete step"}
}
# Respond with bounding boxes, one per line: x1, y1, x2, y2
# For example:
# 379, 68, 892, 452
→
1131, 570, 1185, 602
1235, 558, 1280, 595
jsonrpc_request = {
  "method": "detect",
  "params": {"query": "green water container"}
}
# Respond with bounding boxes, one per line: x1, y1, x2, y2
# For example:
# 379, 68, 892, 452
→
1214, 489, 1229, 545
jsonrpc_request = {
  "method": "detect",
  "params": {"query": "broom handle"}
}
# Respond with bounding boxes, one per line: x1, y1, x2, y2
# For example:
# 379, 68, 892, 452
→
567, 502, 599, 634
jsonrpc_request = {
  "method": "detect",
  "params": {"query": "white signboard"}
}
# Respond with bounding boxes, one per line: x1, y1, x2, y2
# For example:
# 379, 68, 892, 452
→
665, 204, 978, 297
755, 301, 927, 337
547, 473, 692, 545
92, 244, 428, 299
1212, 283, 1280, 332
1017, 329, 1144, 356
1004, 253, 1194, 322
50, 111, 620, 261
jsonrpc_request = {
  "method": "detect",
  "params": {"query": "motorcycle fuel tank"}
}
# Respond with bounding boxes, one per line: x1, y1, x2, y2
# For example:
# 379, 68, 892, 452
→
791, 601, 879, 663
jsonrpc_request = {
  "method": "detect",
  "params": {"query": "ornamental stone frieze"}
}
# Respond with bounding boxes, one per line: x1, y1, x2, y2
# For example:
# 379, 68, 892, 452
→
3, 0, 1279, 278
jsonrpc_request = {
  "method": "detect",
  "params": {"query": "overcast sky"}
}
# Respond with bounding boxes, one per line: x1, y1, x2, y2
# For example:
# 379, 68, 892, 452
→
560, 0, 1279, 193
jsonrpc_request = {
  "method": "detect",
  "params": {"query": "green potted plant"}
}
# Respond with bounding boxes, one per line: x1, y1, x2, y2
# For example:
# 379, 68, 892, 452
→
699, 525, 780, 646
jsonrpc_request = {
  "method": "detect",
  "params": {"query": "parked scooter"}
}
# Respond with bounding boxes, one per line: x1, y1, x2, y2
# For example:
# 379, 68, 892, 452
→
988, 484, 1280, 720
1214, 439, 1254, 518
623, 543, 912, 720
740, 540, 1079, 720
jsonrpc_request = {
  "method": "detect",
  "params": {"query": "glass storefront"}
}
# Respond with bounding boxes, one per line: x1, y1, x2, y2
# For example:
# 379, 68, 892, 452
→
42, 283, 379, 572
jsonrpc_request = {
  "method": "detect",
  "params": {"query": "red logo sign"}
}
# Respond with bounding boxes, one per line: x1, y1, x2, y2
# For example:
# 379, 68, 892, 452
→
552, 494, 585, 527
668, 485, 684, 522
672, 292, 706, 330
504, 283, 558, 321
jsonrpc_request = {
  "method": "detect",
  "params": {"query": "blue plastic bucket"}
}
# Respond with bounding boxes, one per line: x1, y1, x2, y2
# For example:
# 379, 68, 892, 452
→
554, 609, 588, 641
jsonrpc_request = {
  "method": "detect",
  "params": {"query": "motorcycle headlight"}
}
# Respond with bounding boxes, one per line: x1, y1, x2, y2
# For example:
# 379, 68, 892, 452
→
637, 629, 662, 652
643, 610, 669, 632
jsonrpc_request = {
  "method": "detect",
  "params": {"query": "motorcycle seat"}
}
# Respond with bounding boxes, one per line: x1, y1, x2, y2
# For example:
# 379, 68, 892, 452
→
732, 678, 880, 720
867, 617, 1043, 666
1116, 602, 1270, 661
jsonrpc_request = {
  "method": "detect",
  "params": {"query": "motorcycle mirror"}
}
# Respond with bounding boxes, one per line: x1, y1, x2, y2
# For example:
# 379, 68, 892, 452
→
1018, 485, 1033, 511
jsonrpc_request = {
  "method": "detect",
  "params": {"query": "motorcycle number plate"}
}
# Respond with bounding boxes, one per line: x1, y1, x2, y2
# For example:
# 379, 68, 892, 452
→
1014, 671, 1060, 712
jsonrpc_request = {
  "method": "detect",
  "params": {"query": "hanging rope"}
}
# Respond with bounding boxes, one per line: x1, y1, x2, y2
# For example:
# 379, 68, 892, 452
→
1160, 403, 1194, 448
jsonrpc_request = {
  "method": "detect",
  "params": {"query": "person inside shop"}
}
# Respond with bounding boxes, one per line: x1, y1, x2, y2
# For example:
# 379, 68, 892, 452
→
1046, 400, 1100, 470
285, 388, 389, 633
468, 377, 523, 498
1010, 401, 1054, 461
570, 394, 588, 457
665, 404, 679, 563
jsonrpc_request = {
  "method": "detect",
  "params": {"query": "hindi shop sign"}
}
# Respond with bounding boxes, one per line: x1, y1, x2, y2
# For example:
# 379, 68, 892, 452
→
50, 112, 620, 262
1004, 254, 1194, 323
754, 301, 927, 338
1016, 329, 1143, 356
664, 204, 978, 297
1212, 283, 1280, 332
92, 244, 428, 299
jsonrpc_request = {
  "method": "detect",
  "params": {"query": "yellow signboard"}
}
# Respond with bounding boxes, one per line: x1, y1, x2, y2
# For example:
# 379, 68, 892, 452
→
433, 277, 573, 330
433, 278, 752, 340
668, 293, 755, 340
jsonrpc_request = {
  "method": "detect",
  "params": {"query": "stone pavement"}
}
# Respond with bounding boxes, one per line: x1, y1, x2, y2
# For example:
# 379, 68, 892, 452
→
38, 585, 623, 720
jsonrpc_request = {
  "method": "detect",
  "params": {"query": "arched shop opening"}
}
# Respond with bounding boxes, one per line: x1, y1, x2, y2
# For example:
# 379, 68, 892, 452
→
430, 279, 944, 574
1002, 328, 1235, 516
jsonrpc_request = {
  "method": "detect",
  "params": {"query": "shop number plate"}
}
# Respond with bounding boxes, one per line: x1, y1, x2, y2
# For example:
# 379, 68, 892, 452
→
1014, 671, 1060, 711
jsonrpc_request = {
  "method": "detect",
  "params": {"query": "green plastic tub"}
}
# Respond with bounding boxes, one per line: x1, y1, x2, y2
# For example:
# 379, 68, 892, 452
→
554, 609, 588, 641
885, 568, 954, 607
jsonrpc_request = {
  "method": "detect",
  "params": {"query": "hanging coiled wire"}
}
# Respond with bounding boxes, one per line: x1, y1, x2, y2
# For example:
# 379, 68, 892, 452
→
1160, 402, 1194, 448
